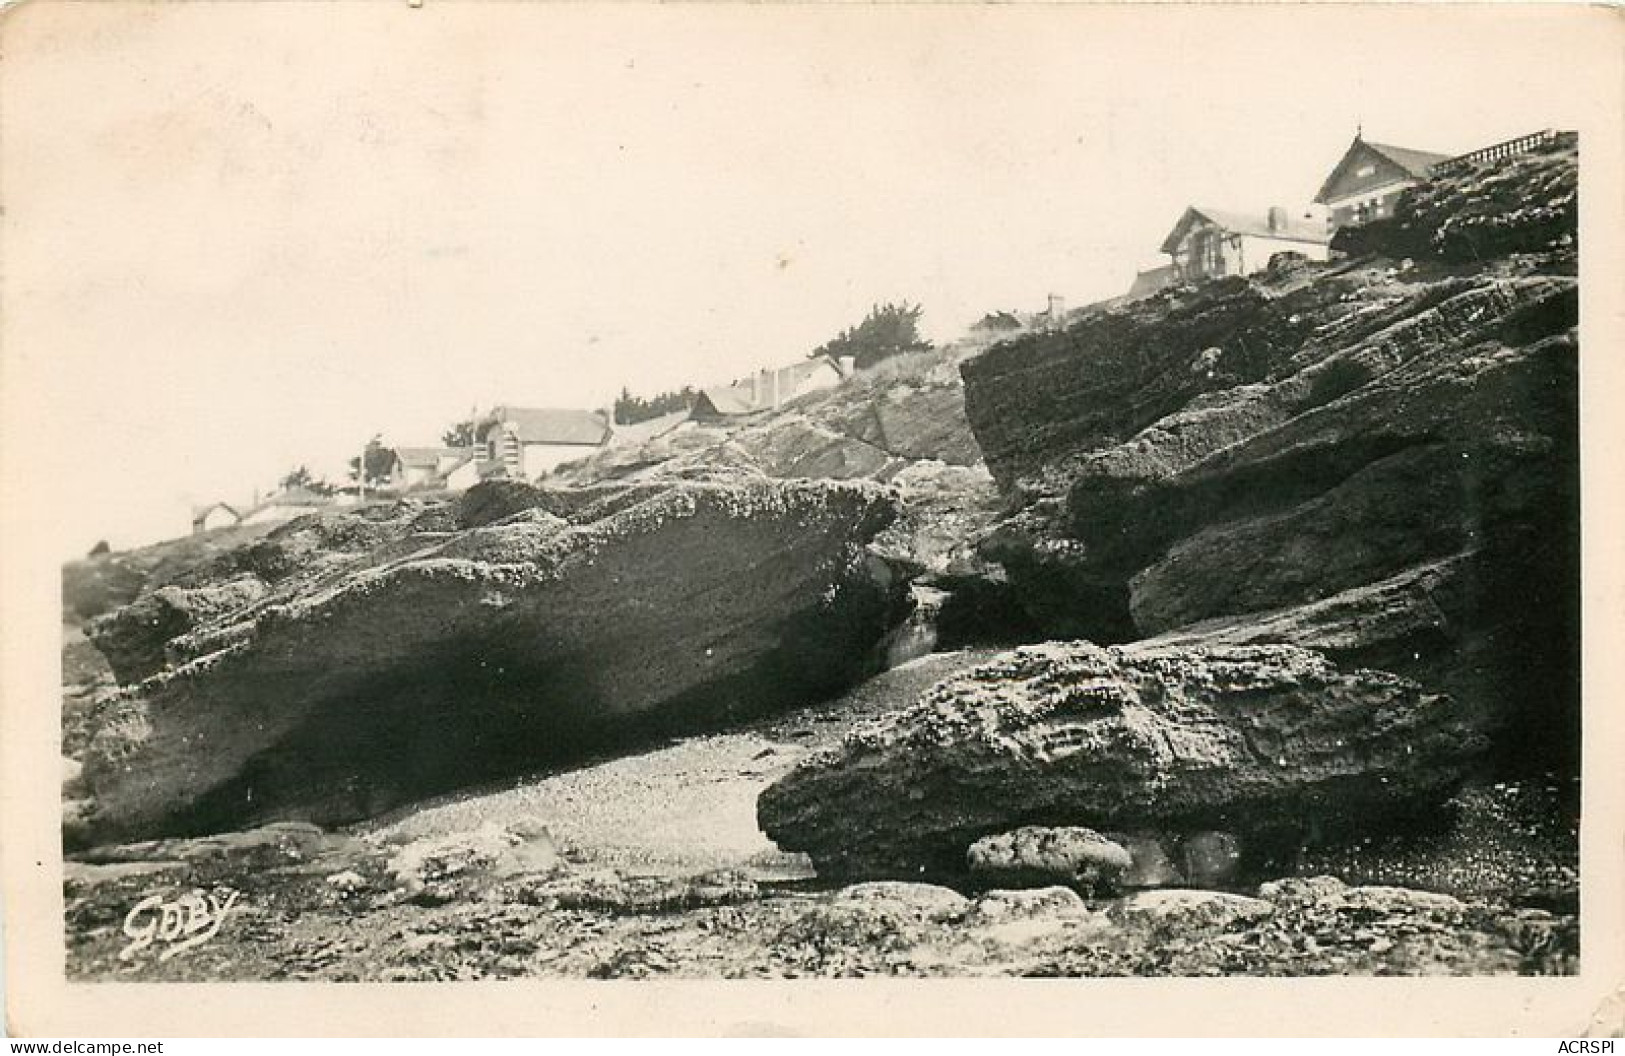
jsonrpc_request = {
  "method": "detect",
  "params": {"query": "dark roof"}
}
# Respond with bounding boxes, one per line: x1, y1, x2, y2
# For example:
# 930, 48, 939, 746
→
480, 406, 611, 446
1314, 135, 1453, 204
1159, 205, 1330, 254
1363, 141, 1454, 180
693, 383, 764, 418
394, 446, 465, 469
692, 358, 842, 418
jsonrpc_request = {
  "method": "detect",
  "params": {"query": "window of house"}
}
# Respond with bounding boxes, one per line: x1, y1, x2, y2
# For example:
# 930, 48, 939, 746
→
1356, 164, 1376, 177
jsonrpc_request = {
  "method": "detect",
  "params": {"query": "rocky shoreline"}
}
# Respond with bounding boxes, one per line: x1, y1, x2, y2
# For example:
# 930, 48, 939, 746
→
60, 137, 1581, 979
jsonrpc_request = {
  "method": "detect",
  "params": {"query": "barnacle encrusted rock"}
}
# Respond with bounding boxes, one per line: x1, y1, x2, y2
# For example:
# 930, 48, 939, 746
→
758, 642, 1484, 880
77, 477, 901, 847
966, 826, 1132, 895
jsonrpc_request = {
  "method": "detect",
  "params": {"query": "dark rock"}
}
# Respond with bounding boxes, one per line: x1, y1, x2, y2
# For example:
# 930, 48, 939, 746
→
1180, 831, 1244, 889
77, 477, 902, 846
759, 642, 1483, 880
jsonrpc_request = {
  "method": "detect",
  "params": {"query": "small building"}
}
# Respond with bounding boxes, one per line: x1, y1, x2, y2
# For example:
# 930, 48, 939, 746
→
389, 446, 474, 490
1159, 205, 1332, 284
1314, 134, 1452, 228
475, 406, 613, 479
191, 501, 243, 535
690, 356, 845, 421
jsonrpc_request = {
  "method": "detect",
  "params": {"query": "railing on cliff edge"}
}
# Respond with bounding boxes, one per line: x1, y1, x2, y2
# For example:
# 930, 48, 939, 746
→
1429, 128, 1565, 178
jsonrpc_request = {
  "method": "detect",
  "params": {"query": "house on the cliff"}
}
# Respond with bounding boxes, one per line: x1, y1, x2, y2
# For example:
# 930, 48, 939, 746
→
1314, 134, 1452, 229
1159, 205, 1331, 283
475, 406, 613, 478
690, 356, 846, 421
191, 501, 243, 534
388, 446, 478, 491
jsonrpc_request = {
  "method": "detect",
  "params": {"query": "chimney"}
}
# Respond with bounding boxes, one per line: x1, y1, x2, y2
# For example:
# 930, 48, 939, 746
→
756, 367, 778, 410
1268, 206, 1288, 233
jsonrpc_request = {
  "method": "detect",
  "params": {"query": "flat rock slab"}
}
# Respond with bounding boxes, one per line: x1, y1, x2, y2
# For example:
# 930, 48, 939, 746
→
78, 478, 900, 846
758, 641, 1484, 880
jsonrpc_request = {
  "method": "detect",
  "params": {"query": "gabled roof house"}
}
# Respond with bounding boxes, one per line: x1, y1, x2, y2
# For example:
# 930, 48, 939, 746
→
476, 406, 613, 479
1159, 205, 1331, 284
1314, 134, 1453, 228
389, 446, 475, 490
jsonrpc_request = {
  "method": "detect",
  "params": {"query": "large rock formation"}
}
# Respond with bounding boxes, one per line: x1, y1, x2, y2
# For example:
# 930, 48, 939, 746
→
76, 477, 902, 847
758, 642, 1484, 880
958, 136, 1579, 776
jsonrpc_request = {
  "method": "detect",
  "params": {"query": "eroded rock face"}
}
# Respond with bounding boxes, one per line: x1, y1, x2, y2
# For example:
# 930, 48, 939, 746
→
758, 642, 1483, 881
958, 144, 1579, 777
86, 576, 269, 684
77, 478, 902, 847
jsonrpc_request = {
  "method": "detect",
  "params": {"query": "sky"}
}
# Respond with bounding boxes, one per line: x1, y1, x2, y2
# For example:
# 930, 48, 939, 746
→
1, 3, 1615, 556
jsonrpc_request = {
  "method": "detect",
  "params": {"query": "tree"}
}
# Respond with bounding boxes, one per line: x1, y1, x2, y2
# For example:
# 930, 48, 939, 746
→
278, 464, 336, 495
347, 436, 396, 488
812, 301, 932, 370
613, 385, 697, 425
441, 417, 480, 448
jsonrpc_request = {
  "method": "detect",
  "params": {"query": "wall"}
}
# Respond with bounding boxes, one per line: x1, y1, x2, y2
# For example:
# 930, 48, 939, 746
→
789, 361, 842, 401
1170, 223, 1330, 281
1326, 179, 1417, 227
1235, 234, 1331, 272
440, 461, 479, 491
519, 441, 605, 477
399, 464, 438, 488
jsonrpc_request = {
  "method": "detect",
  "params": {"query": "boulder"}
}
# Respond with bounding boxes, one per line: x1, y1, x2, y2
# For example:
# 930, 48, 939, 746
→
774, 882, 971, 957
758, 642, 1483, 880
1109, 832, 1185, 889
77, 477, 902, 847
966, 885, 1092, 923
965, 826, 1131, 895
